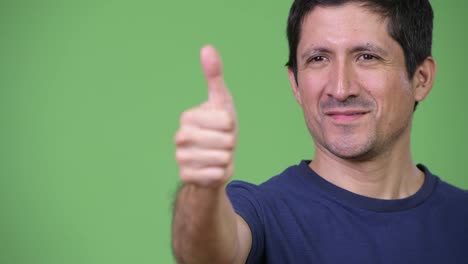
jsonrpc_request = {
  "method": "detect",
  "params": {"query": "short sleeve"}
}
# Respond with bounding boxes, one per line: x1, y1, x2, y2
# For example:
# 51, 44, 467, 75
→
226, 180, 265, 263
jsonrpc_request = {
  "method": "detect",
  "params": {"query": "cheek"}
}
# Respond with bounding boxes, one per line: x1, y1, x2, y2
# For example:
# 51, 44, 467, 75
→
297, 71, 328, 132
298, 70, 328, 104
358, 71, 413, 114
358, 71, 387, 99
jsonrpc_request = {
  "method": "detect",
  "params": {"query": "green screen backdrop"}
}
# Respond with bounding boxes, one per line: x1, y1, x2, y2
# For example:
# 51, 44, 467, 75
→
1, 1, 467, 263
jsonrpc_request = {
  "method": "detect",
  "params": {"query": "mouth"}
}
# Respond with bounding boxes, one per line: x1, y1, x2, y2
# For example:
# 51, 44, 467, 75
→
324, 109, 370, 123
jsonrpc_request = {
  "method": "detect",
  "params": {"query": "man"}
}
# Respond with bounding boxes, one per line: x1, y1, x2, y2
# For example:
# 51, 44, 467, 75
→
172, 0, 468, 263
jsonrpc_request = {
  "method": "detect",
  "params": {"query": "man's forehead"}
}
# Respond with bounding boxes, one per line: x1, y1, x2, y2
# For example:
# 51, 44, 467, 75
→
302, 2, 388, 28
306, 1, 388, 19
298, 3, 392, 52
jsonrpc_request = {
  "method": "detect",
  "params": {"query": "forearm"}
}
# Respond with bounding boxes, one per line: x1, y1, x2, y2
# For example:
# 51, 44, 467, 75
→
172, 184, 239, 264
173, 46, 242, 263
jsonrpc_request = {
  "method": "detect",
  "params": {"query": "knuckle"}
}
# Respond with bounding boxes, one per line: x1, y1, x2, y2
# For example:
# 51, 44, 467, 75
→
178, 168, 192, 183
175, 149, 189, 164
180, 110, 192, 125
175, 127, 195, 145
219, 111, 235, 130
225, 135, 236, 149
174, 130, 184, 144
218, 151, 232, 166
225, 112, 235, 128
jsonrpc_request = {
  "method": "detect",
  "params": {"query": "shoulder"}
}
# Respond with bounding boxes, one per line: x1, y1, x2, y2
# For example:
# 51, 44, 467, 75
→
226, 161, 310, 198
226, 161, 331, 219
434, 178, 468, 204
423, 165, 468, 215
224, 163, 309, 263
424, 164, 468, 200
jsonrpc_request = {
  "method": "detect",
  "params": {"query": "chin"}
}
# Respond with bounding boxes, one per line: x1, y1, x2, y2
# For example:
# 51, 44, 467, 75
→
330, 147, 376, 161
323, 136, 377, 161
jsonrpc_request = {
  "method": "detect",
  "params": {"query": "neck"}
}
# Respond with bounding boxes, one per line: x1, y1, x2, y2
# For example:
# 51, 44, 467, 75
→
310, 134, 424, 200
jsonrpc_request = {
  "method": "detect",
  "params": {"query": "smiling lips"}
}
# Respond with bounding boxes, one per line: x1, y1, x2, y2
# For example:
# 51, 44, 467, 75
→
324, 109, 370, 123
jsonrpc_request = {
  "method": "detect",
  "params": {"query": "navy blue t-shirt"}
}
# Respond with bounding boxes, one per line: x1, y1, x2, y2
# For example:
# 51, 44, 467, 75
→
226, 161, 468, 263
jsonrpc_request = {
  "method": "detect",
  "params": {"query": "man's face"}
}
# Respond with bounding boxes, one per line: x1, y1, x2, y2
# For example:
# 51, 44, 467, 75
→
289, 3, 427, 160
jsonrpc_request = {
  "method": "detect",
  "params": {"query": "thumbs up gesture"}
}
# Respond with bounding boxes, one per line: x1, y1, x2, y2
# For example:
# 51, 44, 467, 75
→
175, 46, 238, 188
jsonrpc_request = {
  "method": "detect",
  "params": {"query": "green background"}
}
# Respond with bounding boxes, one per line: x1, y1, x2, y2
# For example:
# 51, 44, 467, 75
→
1, 1, 466, 263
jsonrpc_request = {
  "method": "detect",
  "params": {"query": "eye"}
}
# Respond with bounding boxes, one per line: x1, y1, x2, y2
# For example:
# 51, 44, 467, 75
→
358, 54, 377, 61
309, 56, 327, 62
306, 55, 328, 65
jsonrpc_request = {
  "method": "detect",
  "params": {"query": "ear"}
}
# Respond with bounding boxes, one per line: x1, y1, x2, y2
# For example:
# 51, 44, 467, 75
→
288, 67, 303, 105
412, 56, 437, 102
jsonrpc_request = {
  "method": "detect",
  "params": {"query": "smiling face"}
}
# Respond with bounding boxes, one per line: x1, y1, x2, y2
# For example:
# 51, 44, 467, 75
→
288, 3, 433, 161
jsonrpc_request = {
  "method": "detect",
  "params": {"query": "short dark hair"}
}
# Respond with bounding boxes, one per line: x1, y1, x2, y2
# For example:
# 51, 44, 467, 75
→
286, 0, 434, 81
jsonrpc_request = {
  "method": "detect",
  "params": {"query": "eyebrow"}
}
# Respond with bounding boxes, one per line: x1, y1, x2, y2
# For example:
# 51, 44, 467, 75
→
301, 43, 389, 61
351, 43, 389, 57
301, 47, 332, 61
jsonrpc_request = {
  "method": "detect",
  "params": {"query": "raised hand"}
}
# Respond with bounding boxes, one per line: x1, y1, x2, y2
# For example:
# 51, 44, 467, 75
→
175, 46, 238, 188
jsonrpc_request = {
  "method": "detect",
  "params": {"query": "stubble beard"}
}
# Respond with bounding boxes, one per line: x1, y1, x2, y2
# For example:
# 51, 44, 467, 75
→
321, 126, 379, 162
308, 113, 413, 163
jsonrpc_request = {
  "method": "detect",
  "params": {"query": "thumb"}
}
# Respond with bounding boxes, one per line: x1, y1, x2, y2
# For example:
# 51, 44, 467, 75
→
200, 45, 232, 107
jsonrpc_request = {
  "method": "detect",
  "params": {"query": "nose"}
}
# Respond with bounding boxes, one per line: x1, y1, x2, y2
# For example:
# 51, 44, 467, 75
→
326, 59, 360, 101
